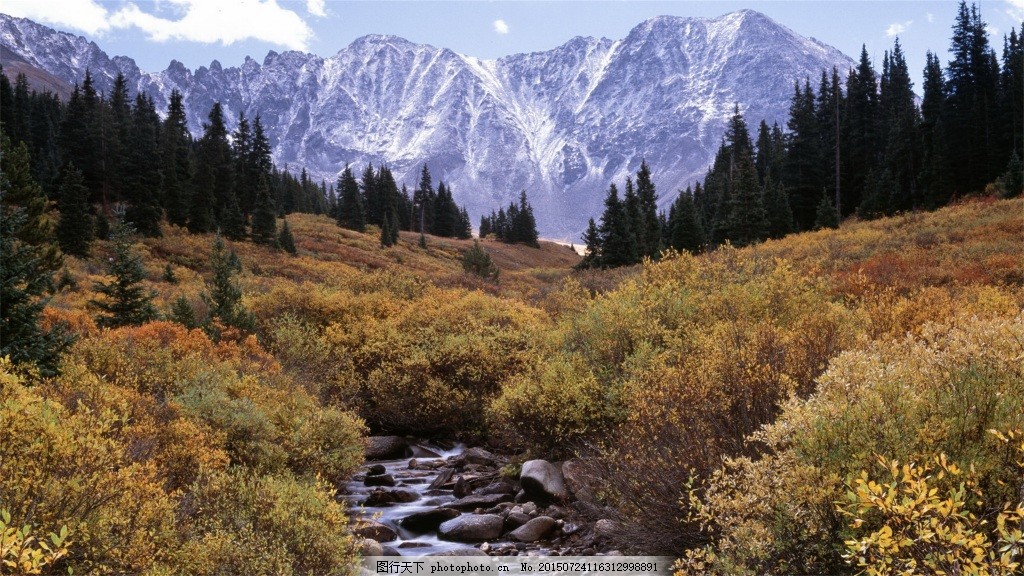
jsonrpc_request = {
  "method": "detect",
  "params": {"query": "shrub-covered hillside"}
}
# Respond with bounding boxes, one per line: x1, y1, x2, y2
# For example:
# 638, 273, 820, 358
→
2, 196, 1022, 574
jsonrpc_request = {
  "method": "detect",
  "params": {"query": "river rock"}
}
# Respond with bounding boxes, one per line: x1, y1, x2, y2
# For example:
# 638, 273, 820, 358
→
364, 474, 396, 487
438, 514, 504, 542
442, 493, 512, 510
428, 468, 454, 490
353, 520, 397, 542
410, 445, 442, 458
510, 516, 557, 542
367, 464, 387, 476
458, 447, 496, 466
399, 508, 461, 532
358, 538, 383, 557
520, 460, 568, 503
594, 519, 619, 540
504, 512, 531, 531
427, 548, 489, 557
366, 436, 409, 460
478, 478, 517, 495
380, 544, 401, 556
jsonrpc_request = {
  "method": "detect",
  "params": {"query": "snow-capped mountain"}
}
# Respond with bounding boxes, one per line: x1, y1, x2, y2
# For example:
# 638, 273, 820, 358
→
0, 11, 853, 238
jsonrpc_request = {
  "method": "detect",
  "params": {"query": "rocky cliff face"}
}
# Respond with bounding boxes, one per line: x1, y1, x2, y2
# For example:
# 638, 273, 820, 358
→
1, 10, 853, 238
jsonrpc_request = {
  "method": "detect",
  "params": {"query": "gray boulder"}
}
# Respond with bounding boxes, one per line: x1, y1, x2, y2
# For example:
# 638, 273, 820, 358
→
441, 493, 512, 511
509, 516, 557, 542
438, 514, 504, 542
353, 520, 397, 542
520, 460, 568, 503
399, 508, 461, 532
358, 538, 383, 557
366, 436, 410, 460
427, 548, 489, 557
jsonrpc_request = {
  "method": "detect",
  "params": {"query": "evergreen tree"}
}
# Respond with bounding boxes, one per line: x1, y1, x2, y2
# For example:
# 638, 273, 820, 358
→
1001, 151, 1023, 197
91, 219, 158, 328
763, 175, 794, 239
512, 190, 540, 247
250, 174, 278, 246
636, 160, 661, 258
667, 188, 705, 254
192, 102, 234, 233
413, 165, 435, 233
842, 45, 879, 216
577, 218, 602, 269
169, 294, 198, 329
380, 214, 394, 247
920, 52, 952, 207
278, 219, 297, 255
783, 80, 826, 230
813, 190, 840, 230
204, 234, 255, 334
162, 263, 178, 284
597, 183, 638, 267
220, 188, 247, 240
879, 38, 921, 212
55, 163, 93, 257
0, 207, 70, 375
1001, 28, 1023, 159
336, 165, 365, 231
479, 214, 492, 238
462, 240, 499, 281
1, 133, 61, 273
726, 153, 768, 247
123, 94, 163, 237
161, 89, 193, 227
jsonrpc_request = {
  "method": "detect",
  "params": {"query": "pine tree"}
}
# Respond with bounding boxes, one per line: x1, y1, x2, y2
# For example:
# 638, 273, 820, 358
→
726, 154, 769, 247
162, 263, 178, 284
597, 183, 638, 268
56, 163, 94, 257
783, 80, 826, 230
0, 208, 71, 375
577, 218, 602, 269
635, 160, 661, 259
1, 133, 62, 273
763, 176, 794, 239
278, 219, 297, 255
380, 214, 394, 247
813, 190, 840, 230
336, 165, 365, 231
123, 93, 164, 237
414, 165, 435, 233
169, 294, 198, 329
161, 89, 193, 227
462, 240, 499, 281
192, 102, 234, 233
842, 45, 879, 216
204, 234, 255, 334
512, 190, 540, 247
220, 188, 247, 240
920, 52, 952, 207
667, 188, 705, 254
250, 174, 278, 246
1001, 151, 1023, 197
91, 219, 158, 328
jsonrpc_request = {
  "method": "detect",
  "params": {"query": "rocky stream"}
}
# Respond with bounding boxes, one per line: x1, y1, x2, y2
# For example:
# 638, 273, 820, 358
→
343, 437, 622, 557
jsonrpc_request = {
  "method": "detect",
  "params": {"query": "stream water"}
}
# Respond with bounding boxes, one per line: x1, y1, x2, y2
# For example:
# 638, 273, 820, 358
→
343, 443, 479, 556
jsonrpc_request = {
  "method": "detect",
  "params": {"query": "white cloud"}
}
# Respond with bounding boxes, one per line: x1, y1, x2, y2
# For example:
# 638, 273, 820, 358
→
306, 0, 326, 18
4, 0, 315, 51
1007, 0, 1024, 22
111, 0, 314, 51
886, 20, 912, 37
926, 13, 934, 24
2, 0, 113, 35
493, 19, 510, 35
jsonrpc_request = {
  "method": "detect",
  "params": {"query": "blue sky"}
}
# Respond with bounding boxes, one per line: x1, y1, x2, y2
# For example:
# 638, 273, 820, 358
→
4, 1, 1023, 90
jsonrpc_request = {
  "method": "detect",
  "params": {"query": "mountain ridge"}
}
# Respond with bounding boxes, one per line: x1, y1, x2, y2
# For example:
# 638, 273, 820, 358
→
0, 11, 855, 238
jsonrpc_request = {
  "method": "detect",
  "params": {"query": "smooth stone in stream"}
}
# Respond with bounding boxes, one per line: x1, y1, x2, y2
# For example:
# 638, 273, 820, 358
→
441, 493, 512, 510
398, 508, 461, 532
520, 460, 568, 503
509, 516, 557, 542
366, 436, 410, 460
438, 514, 504, 542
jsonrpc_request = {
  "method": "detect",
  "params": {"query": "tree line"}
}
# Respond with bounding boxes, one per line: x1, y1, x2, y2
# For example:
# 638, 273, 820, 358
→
580, 1, 1021, 268
478, 190, 540, 248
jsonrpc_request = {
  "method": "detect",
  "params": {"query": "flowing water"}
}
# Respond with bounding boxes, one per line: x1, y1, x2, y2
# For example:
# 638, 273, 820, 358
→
343, 443, 479, 556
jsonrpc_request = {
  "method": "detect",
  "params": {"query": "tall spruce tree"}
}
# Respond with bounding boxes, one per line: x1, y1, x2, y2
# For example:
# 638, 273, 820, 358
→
597, 183, 638, 268
204, 234, 255, 334
577, 217, 602, 269
250, 174, 278, 247
336, 165, 365, 231
91, 219, 158, 328
161, 89, 193, 227
56, 163, 94, 257
813, 190, 840, 230
278, 219, 297, 255
123, 93, 164, 237
667, 187, 705, 254
783, 80, 826, 230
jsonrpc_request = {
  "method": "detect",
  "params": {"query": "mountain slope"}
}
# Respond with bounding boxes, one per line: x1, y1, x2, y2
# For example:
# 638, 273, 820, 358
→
0, 10, 853, 238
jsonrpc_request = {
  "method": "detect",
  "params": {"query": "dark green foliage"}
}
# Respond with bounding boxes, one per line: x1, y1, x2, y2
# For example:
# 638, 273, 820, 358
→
94, 209, 110, 241
461, 240, 499, 282
479, 190, 540, 247
1001, 151, 1023, 198
91, 219, 158, 328
1, 132, 61, 272
204, 234, 255, 333
763, 177, 794, 240
726, 154, 768, 247
251, 175, 278, 246
636, 160, 661, 258
413, 165, 435, 234
782, 80, 826, 230
56, 266, 77, 292
666, 188, 705, 254
162, 263, 178, 284
0, 208, 71, 375
336, 165, 365, 232
192, 102, 234, 233
220, 190, 248, 241
814, 190, 840, 230
597, 183, 639, 268
278, 219, 297, 255
161, 89, 193, 227
123, 93, 163, 237
169, 294, 199, 329
56, 163, 94, 257
380, 214, 394, 248
577, 218, 602, 269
